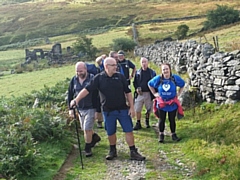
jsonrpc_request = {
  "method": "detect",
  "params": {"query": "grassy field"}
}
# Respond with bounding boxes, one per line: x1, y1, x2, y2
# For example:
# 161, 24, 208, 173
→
0, 65, 74, 98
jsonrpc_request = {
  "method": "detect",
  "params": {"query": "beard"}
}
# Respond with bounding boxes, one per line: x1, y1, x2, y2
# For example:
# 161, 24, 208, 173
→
79, 72, 87, 79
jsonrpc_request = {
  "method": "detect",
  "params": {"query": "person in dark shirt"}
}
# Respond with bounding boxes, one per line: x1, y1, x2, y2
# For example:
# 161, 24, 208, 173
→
133, 57, 156, 130
94, 54, 107, 128
68, 62, 101, 157
70, 57, 146, 161
117, 50, 136, 86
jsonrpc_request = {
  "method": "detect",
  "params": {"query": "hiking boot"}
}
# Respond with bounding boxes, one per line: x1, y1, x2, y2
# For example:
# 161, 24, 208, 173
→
159, 134, 164, 143
106, 149, 117, 160
85, 148, 92, 157
91, 133, 101, 147
145, 120, 150, 128
85, 144, 92, 157
130, 149, 146, 161
97, 121, 103, 128
172, 133, 181, 142
133, 122, 142, 130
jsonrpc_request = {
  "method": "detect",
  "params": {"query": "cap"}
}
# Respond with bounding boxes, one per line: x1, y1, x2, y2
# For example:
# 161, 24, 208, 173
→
118, 50, 125, 56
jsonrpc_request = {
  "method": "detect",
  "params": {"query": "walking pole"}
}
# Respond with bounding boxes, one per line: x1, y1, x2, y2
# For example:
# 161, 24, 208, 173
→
73, 107, 84, 169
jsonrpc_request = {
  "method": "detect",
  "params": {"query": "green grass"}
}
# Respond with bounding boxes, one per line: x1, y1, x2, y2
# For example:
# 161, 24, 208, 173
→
20, 140, 73, 180
0, 65, 74, 98
62, 103, 240, 179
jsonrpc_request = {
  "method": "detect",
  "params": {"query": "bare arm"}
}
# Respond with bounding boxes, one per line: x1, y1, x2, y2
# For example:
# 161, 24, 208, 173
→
125, 92, 135, 118
148, 85, 160, 98
130, 67, 136, 80
177, 87, 184, 97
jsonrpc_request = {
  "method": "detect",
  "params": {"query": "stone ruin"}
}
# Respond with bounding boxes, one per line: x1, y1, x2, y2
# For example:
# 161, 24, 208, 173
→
23, 43, 69, 66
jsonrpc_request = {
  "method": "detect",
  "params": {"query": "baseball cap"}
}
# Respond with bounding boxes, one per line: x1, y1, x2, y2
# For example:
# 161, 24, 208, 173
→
118, 50, 125, 56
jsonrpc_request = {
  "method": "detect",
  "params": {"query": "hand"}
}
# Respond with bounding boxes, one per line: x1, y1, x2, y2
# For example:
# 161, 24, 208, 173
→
69, 110, 74, 118
70, 99, 76, 108
128, 107, 135, 118
154, 92, 160, 98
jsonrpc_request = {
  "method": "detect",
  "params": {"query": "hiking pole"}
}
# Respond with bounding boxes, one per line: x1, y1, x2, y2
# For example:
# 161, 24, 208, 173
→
73, 107, 84, 169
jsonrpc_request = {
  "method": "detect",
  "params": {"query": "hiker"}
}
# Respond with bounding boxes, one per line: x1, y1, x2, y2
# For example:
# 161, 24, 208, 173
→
148, 63, 185, 143
94, 55, 107, 128
117, 50, 136, 86
70, 57, 146, 161
133, 57, 156, 130
95, 54, 107, 72
68, 62, 101, 157
109, 51, 124, 74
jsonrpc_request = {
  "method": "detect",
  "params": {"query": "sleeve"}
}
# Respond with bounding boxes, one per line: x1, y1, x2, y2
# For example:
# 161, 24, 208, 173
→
148, 75, 161, 88
173, 74, 185, 88
120, 74, 131, 93
85, 74, 99, 92
133, 71, 139, 90
128, 60, 135, 69
67, 77, 75, 109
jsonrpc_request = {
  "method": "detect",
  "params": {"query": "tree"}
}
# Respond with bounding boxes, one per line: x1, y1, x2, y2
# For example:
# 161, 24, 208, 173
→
175, 24, 189, 40
72, 35, 98, 60
111, 38, 136, 52
203, 5, 239, 30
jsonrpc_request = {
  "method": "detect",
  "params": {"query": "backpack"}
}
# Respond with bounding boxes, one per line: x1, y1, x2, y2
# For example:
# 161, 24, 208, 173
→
86, 63, 99, 75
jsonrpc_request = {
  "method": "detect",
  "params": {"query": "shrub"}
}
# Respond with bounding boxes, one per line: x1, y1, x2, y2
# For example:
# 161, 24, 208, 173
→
72, 35, 98, 60
203, 5, 240, 30
0, 119, 40, 179
111, 38, 137, 52
175, 24, 189, 40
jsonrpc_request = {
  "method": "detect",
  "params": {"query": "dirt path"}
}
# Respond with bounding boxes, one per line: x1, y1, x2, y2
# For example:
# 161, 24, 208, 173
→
53, 145, 79, 180
53, 124, 194, 179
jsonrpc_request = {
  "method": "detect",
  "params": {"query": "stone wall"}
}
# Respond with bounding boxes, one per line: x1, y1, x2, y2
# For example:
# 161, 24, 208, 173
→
134, 40, 240, 104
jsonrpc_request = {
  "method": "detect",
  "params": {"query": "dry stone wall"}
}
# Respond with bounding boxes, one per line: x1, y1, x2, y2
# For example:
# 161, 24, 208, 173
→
134, 40, 240, 104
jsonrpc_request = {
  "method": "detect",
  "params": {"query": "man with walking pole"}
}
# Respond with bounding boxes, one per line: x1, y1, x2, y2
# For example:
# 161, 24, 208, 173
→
70, 57, 146, 161
68, 62, 101, 158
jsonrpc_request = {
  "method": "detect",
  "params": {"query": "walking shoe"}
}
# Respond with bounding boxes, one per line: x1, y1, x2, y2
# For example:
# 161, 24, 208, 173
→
130, 149, 146, 161
172, 133, 181, 142
97, 121, 103, 128
90, 133, 101, 147
159, 134, 164, 143
133, 122, 142, 130
106, 149, 117, 160
85, 148, 92, 157
84, 144, 92, 157
145, 120, 150, 128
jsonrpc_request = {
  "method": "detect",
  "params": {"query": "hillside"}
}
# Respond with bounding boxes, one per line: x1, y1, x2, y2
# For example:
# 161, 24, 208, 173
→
0, 0, 240, 50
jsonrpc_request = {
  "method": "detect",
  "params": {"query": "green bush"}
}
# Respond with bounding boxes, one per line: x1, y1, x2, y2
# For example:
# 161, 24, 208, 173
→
174, 24, 189, 40
111, 38, 136, 52
0, 79, 70, 179
203, 5, 240, 30
72, 35, 98, 60
0, 113, 40, 179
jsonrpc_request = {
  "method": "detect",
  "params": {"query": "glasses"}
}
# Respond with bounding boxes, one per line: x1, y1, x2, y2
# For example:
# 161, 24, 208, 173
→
107, 64, 117, 67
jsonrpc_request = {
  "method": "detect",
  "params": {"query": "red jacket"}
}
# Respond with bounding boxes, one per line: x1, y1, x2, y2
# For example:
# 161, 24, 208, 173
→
153, 96, 184, 119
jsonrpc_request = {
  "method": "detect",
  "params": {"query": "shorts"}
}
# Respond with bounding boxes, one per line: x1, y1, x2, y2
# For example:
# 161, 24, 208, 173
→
134, 92, 153, 113
103, 109, 133, 136
78, 109, 96, 130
